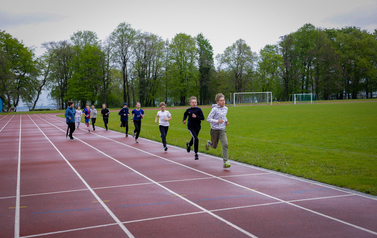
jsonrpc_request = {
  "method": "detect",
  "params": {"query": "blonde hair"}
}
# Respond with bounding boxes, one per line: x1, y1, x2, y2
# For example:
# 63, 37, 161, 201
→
215, 93, 225, 102
190, 96, 197, 102
159, 102, 166, 107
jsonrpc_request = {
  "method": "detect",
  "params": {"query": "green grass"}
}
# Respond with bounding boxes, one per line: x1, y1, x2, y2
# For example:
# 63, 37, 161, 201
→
56, 102, 377, 195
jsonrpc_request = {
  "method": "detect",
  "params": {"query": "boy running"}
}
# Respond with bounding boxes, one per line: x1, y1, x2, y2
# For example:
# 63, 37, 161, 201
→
119, 103, 130, 137
183, 96, 204, 160
101, 104, 110, 130
131, 102, 144, 143
155, 102, 172, 151
90, 105, 97, 131
65, 101, 76, 141
82, 104, 91, 133
206, 93, 231, 168
75, 106, 82, 129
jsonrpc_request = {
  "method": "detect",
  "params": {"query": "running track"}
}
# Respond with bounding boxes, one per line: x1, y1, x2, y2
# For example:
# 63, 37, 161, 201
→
0, 114, 376, 238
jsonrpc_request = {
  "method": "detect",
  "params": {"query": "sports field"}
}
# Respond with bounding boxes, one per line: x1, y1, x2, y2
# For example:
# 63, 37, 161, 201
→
80, 101, 377, 196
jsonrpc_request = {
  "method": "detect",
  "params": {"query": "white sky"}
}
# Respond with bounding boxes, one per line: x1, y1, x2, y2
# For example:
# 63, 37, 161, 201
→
1, 0, 377, 106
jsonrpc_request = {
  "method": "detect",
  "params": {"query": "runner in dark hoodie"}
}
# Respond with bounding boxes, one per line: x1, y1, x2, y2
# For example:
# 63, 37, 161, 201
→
183, 96, 205, 160
118, 103, 130, 137
65, 101, 76, 141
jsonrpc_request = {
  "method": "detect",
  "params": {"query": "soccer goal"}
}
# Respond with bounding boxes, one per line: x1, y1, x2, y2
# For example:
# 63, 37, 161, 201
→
233, 92, 272, 106
293, 93, 314, 104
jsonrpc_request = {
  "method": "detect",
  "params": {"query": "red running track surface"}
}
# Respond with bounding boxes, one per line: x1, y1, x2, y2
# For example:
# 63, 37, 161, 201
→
0, 114, 376, 238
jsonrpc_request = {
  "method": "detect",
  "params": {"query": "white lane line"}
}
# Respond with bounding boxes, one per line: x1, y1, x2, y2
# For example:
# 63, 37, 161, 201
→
0, 173, 269, 200
14, 115, 21, 238
35, 115, 258, 238
0, 114, 15, 133
27, 115, 135, 238
21, 194, 356, 238
0, 114, 8, 121
41, 115, 377, 236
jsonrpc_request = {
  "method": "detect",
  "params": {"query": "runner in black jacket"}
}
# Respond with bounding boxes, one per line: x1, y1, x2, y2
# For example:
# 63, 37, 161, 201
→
183, 96, 205, 160
101, 104, 110, 131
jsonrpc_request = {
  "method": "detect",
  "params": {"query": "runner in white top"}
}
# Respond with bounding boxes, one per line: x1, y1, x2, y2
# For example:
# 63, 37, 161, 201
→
155, 102, 172, 151
75, 106, 82, 129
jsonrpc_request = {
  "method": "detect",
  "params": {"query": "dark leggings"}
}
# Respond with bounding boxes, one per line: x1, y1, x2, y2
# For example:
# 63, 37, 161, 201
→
121, 120, 129, 135
159, 125, 169, 147
103, 117, 108, 129
133, 120, 141, 139
68, 122, 75, 139
91, 118, 96, 130
188, 129, 200, 153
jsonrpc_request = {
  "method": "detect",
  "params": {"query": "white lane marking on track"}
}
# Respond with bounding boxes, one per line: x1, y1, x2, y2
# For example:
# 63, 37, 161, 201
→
0, 114, 8, 121
0, 114, 14, 132
42, 114, 377, 236
14, 115, 21, 238
36, 115, 258, 238
27, 115, 135, 238
21, 193, 356, 238
0, 173, 269, 200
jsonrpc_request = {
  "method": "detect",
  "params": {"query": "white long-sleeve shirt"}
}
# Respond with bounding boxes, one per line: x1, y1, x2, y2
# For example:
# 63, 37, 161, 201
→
75, 110, 82, 118
207, 104, 228, 130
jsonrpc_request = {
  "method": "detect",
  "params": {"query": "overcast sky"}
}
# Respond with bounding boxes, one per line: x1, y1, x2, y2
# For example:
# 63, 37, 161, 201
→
1, 0, 377, 106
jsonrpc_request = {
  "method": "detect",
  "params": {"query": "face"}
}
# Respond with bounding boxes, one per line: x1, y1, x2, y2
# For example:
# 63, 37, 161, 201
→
77, 106, 81, 110
160, 105, 165, 111
70, 103, 74, 108
136, 103, 141, 109
217, 97, 225, 107
190, 100, 197, 108
91, 105, 94, 109
124, 104, 127, 108
86, 106, 90, 110
102, 104, 105, 109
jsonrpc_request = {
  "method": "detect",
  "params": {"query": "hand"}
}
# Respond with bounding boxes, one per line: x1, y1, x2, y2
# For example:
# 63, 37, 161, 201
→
155, 120, 157, 124
105, 114, 107, 116
69, 117, 71, 120
218, 118, 223, 124
192, 113, 196, 118
164, 118, 169, 121
226, 121, 229, 126
141, 114, 144, 118
183, 120, 186, 125
124, 114, 126, 116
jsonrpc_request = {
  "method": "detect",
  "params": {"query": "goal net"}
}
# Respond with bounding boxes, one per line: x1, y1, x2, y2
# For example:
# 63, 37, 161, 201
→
293, 93, 314, 104
233, 92, 272, 106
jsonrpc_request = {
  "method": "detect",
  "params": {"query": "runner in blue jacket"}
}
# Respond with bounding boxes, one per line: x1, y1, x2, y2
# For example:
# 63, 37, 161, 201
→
65, 101, 75, 141
118, 103, 130, 137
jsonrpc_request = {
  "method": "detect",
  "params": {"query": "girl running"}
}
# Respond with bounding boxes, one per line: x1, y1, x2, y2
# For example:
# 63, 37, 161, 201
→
82, 104, 91, 133
131, 102, 144, 143
75, 106, 82, 129
155, 102, 172, 151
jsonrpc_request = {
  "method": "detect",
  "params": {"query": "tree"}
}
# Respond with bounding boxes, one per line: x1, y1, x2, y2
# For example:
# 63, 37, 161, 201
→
169, 33, 198, 105
197, 33, 215, 105
99, 37, 114, 106
216, 39, 257, 93
111, 22, 137, 104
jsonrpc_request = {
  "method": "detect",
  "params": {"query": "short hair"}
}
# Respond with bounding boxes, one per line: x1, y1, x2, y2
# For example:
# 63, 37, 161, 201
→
215, 93, 225, 102
86, 103, 89, 106
136, 102, 141, 105
159, 102, 166, 107
190, 96, 197, 102
67, 101, 73, 106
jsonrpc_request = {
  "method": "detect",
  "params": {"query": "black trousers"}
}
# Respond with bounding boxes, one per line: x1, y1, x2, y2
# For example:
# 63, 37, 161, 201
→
67, 122, 75, 139
188, 129, 200, 153
133, 120, 141, 139
121, 120, 129, 135
103, 117, 108, 129
91, 118, 96, 130
159, 125, 169, 147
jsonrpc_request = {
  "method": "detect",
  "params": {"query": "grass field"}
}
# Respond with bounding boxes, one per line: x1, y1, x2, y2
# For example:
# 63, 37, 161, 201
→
52, 101, 376, 196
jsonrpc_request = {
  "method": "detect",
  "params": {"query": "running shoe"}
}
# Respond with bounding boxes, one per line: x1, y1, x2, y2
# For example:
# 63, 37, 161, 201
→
164, 146, 168, 151
206, 140, 211, 151
70, 138, 75, 141
132, 132, 135, 138
88, 129, 90, 133
195, 153, 199, 160
120, 122, 123, 127
186, 142, 191, 153
126, 134, 128, 137
135, 139, 139, 143
223, 161, 231, 168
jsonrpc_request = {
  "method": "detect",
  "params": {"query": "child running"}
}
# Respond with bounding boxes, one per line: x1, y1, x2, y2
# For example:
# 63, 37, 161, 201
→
101, 104, 110, 131
155, 102, 172, 151
119, 103, 130, 137
131, 102, 144, 143
90, 105, 97, 131
75, 106, 82, 129
183, 96, 205, 160
206, 93, 231, 168
65, 101, 76, 141
82, 104, 91, 133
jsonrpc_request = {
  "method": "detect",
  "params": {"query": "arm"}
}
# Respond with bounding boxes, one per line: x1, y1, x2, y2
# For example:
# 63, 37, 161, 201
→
182, 110, 188, 124
165, 112, 172, 121
65, 109, 70, 119
155, 112, 159, 124
196, 109, 205, 121
206, 108, 218, 123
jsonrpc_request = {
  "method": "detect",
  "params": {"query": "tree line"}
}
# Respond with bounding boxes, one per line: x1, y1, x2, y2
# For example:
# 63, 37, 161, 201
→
1, 23, 376, 110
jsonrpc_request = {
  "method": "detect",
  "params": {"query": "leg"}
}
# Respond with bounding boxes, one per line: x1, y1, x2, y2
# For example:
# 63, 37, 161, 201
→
159, 126, 167, 147
92, 118, 96, 130
103, 117, 108, 130
210, 129, 220, 149
134, 120, 141, 139
218, 130, 229, 162
188, 129, 199, 154
125, 121, 129, 135
69, 123, 75, 139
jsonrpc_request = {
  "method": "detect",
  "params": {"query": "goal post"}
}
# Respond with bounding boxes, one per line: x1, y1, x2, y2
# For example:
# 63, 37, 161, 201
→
233, 92, 273, 106
293, 93, 313, 104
